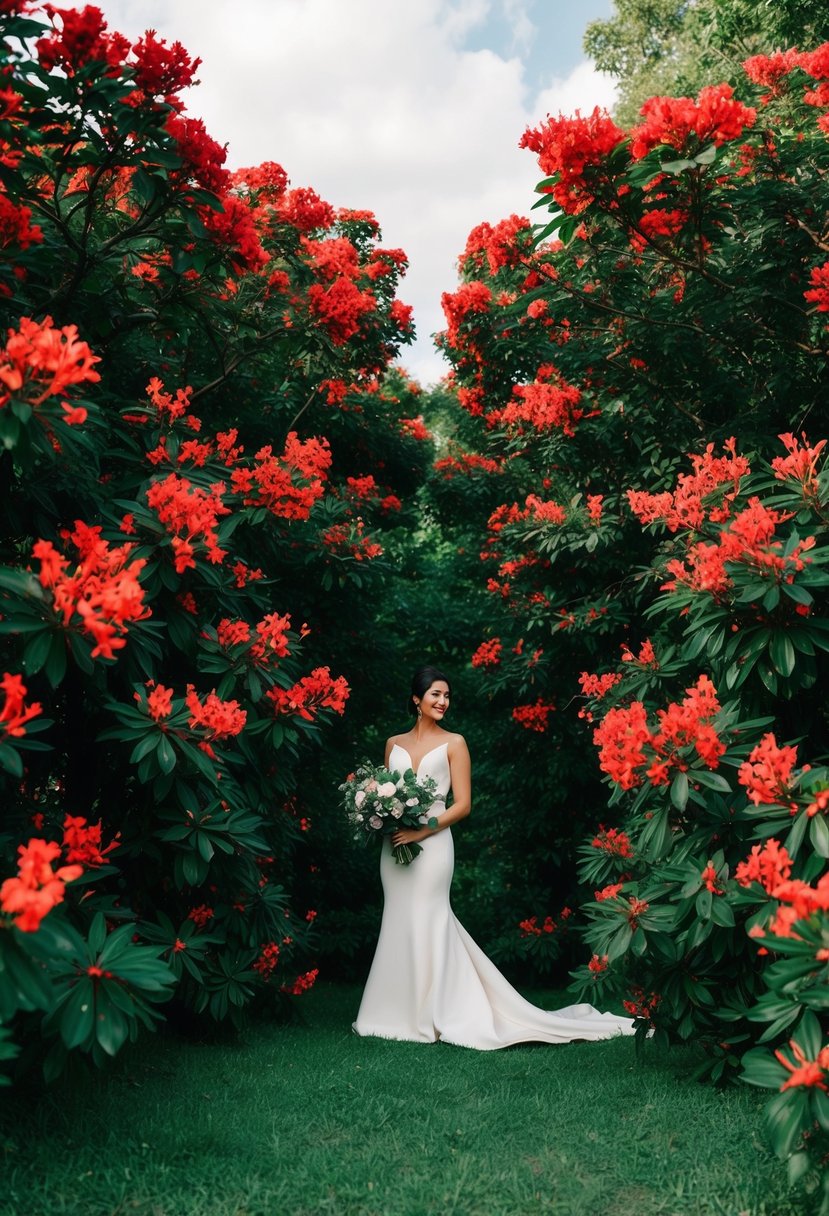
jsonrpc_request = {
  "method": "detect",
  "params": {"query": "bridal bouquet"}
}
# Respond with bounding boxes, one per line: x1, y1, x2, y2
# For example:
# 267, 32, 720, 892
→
339, 761, 439, 865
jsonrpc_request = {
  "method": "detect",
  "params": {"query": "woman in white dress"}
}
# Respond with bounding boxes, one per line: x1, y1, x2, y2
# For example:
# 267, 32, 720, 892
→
353, 666, 637, 1049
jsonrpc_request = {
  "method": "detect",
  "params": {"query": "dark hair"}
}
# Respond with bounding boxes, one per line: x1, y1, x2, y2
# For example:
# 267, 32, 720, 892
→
409, 665, 451, 716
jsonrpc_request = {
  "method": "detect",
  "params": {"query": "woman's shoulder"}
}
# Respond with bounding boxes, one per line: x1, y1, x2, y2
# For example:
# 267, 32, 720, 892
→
444, 731, 467, 750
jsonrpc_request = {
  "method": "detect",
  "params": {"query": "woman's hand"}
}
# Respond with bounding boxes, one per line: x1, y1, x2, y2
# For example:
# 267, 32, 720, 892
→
392, 826, 429, 847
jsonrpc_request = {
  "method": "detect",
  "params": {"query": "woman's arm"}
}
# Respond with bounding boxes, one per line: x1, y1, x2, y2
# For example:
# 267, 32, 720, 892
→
392, 736, 471, 845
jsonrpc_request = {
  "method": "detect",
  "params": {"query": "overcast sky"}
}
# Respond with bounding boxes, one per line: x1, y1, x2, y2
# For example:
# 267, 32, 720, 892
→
92, 0, 617, 384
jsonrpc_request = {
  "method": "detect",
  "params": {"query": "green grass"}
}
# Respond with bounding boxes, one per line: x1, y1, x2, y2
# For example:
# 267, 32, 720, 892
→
0, 984, 808, 1216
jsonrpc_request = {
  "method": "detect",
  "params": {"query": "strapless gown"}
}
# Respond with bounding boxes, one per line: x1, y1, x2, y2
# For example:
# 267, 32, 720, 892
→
353, 740, 637, 1050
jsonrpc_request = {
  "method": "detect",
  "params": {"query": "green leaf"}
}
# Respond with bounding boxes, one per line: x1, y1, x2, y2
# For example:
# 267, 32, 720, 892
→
670, 771, 689, 812
769, 633, 795, 678
809, 813, 829, 858
157, 735, 177, 775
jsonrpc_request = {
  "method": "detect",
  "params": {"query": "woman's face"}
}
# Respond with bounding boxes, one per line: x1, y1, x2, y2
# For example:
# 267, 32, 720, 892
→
418, 681, 450, 723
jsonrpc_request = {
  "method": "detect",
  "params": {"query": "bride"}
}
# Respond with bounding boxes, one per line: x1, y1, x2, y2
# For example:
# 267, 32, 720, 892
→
353, 665, 637, 1049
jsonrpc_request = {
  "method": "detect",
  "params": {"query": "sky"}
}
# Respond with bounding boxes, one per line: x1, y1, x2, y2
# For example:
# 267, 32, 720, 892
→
92, 0, 618, 385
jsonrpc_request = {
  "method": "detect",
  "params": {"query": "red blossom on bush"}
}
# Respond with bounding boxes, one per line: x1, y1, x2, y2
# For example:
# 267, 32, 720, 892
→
0, 838, 83, 932
499, 369, 584, 435
0, 672, 42, 741
591, 825, 634, 858
471, 638, 502, 668
738, 733, 798, 806
185, 687, 246, 741
265, 667, 349, 721
145, 472, 230, 570
771, 432, 827, 499
36, 5, 130, 76
281, 967, 318, 995
0, 315, 100, 417
519, 107, 625, 213
62, 814, 119, 866
629, 83, 756, 160
33, 522, 150, 659
512, 698, 556, 732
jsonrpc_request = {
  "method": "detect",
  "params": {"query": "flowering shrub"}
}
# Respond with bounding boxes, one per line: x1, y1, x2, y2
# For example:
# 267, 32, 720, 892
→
0, 3, 426, 1083
431, 40, 829, 1196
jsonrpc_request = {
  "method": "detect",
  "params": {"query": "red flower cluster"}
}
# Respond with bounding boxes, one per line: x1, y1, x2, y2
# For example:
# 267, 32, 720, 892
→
588, 953, 609, 975
627, 438, 750, 533
62, 814, 119, 866
630, 84, 756, 160
701, 860, 724, 895
253, 941, 280, 978
461, 215, 533, 275
594, 882, 624, 901
622, 987, 661, 1023
0, 837, 83, 932
33, 522, 150, 659
499, 369, 584, 435
663, 496, 814, 596
231, 432, 331, 521
771, 432, 827, 501
0, 671, 42, 741
592, 674, 724, 790
579, 670, 622, 699
185, 687, 247, 740
216, 612, 294, 666
519, 107, 625, 213
518, 914, 556, 937
774, 1039, 829, 1094
323, 517, 383, 561
735, 838, 793, 893
590, 825, 634, 858
146, 473, 230, 571
130, 29, 201, 99
512, 699, 556, 732
471, 638, 502, 668
630, 208, 688, 250
0, 315, 100, 421
434, 451, 503, 478
738, 733, 798, 806
620, 638, 658, 667
0, 196, 42, 252
36, 5, 130, 76
265, 668, 349, 721
804, 261, 829, 312
399, 416, 432, 441
282, 967, 319, 996
187, 904, 214, 928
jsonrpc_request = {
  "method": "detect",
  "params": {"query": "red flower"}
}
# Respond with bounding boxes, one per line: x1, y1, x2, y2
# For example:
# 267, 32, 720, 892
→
512, 699, 556, 732
519, 107, 625, 213
630, 84, 755, 160
185, 688, 246, 740
471, 638, 502, 668
735, 838, 793, 894
804, 261, 829, 312
187, 904, 214, 928
32, 524, 150, 659
36, 6, 130, 76
774, 1039, 829, 1093
265, 668, 349, 722
0, 672, 42, 740
0, 838, 83, 932
146, 683, 174, 721
591, 825, 634, 858
62, 814, 119, 866
282, 967, 319, 996
738, 733, 798, 806
0, 315, 100, 413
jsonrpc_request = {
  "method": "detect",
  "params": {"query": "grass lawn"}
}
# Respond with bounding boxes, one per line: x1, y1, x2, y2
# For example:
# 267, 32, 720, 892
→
0, 983, 807, 1216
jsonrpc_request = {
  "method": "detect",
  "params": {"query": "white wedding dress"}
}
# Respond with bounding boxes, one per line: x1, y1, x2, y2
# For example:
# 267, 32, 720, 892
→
353, 741, 637, 1050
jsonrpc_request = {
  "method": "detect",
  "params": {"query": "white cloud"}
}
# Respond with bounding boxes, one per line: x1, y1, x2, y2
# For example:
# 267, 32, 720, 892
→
91, 0, 617, 385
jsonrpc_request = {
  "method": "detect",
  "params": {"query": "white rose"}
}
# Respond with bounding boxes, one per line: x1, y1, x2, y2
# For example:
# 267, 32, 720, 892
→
405, 797, 419, 806
369, 814, 383, 829
355, 790, 365, 808
377, 781, 397, 798
391, 805, 404, 818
